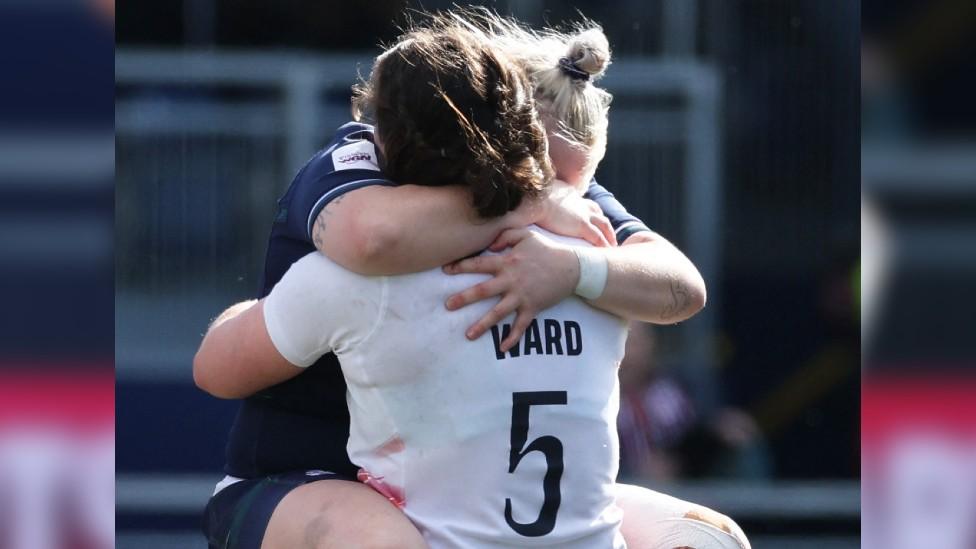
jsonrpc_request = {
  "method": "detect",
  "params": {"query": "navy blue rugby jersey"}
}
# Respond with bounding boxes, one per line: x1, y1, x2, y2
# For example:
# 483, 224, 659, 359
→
223, 121, 652, 479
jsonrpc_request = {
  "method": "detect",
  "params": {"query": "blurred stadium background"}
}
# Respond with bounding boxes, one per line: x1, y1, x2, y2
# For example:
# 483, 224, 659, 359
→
862, 1, 976, 548
114, 1, 860, 548
7, 0, 976, 547
0, 1, 113, 548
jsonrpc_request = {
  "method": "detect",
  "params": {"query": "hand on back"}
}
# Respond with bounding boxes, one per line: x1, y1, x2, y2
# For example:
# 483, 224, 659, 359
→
444, 228, 583, 352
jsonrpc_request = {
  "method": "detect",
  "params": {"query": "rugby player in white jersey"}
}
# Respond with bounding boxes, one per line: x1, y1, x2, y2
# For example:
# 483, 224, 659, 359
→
196, 11, 748, 549
208, 228, 633, 548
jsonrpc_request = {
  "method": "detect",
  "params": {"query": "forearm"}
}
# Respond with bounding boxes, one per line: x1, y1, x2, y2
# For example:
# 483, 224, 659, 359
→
315, 185, 537, 275
443, 228, 706, 349
587, 236, 706, 324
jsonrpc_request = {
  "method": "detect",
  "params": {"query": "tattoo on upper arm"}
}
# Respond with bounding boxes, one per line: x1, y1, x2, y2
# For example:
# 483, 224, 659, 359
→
312, 213, 327, 250
328, 194, 347, 209
311, 195, 347, 250
660, 274, 691, 321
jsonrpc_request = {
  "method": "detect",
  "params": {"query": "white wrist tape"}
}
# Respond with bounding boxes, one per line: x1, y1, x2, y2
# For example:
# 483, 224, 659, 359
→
573, 247, 608, 300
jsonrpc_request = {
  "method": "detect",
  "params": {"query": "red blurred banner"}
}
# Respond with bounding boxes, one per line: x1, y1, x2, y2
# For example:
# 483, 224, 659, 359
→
0, 368, 114, 428
0, 367, 114, 549
863, 375, 976, 444
862, 374, 976, 549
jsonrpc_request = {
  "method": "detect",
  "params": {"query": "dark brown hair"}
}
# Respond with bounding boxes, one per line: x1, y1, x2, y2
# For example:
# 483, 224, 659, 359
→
352, 13, 553, 218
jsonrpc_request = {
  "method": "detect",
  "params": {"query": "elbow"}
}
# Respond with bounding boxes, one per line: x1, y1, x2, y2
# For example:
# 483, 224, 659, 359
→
675, 271, 707, 321
192, 351, 220, 397
193, 350, 243, 400
687, 276, 707, 316
311, 211, 397, 275
651, 271, 707, 325
359, 219, 398, 265
344, 216, 399, 275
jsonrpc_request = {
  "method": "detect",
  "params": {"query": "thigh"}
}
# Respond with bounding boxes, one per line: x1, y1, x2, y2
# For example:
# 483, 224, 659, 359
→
203, 471, 350, 549
614, 483, 750, 549
262, 475, 427, 549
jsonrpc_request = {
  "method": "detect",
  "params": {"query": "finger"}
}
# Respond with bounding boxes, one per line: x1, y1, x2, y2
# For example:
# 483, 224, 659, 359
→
587, 200, 603, 214
445, 277, 507, 311
501, 309, 536, 352
592, 215, 616, 247
489, 228, 531, 252
580, 221, 611, 248
443, 254, 504, 275
466, 295, 519, 340
576, 221, 603, 247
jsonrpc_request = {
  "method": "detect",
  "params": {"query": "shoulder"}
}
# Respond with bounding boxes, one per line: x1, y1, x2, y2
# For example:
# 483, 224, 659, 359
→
298, 122, 383, 183
285, 253, 388, 313
584, 178, 652, 244
286, 251, 371, 288
268, 252, 388, 350
333, 121, 375, 141
279, 122, 394, 239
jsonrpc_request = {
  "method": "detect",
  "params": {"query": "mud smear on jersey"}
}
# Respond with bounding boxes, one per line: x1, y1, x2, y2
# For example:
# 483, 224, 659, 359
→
375, 435, 405, 456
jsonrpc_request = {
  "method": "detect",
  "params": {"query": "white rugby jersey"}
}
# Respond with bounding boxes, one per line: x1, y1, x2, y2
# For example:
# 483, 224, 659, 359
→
264, 228, 628, 549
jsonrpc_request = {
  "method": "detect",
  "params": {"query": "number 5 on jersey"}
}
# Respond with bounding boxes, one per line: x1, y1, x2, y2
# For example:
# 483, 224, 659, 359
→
504, 391, 568, 537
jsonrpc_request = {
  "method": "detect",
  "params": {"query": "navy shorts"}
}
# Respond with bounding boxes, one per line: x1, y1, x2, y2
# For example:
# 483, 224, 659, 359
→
202, 470, 353, 549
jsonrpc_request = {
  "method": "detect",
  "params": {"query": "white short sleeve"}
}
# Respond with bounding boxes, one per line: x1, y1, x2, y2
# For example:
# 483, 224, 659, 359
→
263, 252, 385, 367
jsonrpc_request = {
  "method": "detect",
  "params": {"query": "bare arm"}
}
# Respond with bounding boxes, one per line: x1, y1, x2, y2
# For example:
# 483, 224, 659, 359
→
587, 231, 707, 324
311, 183, 613, 276
444, 229, 706, 351
194, 252, 383, 399
192, 300, 303, 399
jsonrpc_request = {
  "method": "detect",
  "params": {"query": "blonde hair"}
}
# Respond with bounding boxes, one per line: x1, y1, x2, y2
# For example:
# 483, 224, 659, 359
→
449, 10, 613, 166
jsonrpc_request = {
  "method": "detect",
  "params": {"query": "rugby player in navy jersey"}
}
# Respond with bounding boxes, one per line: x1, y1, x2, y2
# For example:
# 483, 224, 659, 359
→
196, 11, 748, 549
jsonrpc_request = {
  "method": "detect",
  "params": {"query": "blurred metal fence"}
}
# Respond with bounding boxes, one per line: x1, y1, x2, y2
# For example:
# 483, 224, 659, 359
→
115, 49, 723, 395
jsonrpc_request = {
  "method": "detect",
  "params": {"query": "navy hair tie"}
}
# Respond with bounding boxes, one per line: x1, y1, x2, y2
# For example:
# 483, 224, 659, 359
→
558, 57, 590, 81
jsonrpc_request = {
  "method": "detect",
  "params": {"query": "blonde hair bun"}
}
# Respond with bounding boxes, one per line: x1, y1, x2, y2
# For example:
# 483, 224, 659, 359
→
565, 27, 610, 79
